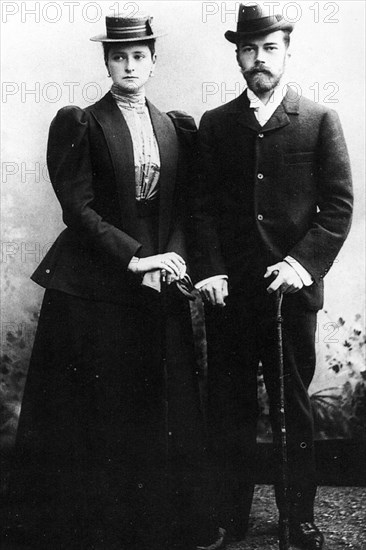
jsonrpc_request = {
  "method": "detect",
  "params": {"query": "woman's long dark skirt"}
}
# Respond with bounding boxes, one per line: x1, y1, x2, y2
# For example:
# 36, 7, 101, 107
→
7, 287, 214, 550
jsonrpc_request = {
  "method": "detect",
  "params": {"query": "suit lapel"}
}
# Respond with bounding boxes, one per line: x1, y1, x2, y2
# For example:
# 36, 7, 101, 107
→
90, 92, 138, 232
262, 102, 290, 131
282, 86, 301, 114
234, 92, 261, 132
262, 86, 300, 130
234, 88, 299, 133
147, 100, 178, 252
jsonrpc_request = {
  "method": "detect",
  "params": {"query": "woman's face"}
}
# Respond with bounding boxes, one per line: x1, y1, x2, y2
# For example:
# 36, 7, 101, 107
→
107, 42, 156, 94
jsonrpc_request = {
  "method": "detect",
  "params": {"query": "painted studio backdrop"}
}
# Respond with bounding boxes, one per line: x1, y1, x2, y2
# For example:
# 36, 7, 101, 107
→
1, 1, 365, 456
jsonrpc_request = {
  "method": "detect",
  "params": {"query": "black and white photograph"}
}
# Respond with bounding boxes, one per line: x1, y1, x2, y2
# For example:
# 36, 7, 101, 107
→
1, 2, 365, 549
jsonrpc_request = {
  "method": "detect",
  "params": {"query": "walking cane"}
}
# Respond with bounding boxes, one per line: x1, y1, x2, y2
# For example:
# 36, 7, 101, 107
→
160, 271, 196, 456
159, 270, 196, 457
159, 270, 197, 546
274, 287, 290, 550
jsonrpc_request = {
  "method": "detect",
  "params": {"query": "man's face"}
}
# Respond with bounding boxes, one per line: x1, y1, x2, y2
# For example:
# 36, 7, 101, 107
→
237, 30, 289, 95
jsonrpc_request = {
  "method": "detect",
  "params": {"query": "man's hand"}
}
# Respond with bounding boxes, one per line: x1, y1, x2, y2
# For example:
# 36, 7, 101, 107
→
264, 261, 303, 294
199, 278, 228, 307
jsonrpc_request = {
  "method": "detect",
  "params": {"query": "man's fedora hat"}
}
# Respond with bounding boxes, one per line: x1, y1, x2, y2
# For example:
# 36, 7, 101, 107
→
225, 3, 294, 44
90, 14, 166, 42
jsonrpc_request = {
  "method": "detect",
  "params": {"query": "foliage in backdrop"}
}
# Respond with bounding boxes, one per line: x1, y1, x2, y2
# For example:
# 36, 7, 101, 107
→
1, 298, 365, 453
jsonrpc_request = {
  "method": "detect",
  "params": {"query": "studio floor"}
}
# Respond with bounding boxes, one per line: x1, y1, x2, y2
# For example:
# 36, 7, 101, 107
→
229, 485, 366, 550
2, 484, 365, 550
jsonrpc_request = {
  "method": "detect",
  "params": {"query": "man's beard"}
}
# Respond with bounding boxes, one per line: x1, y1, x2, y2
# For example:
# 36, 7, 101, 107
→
243, 65, 284, 94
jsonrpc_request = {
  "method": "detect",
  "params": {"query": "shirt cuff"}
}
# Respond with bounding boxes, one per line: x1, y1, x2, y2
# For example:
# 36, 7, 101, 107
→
284, 256, 313, 286
127, 256, 140, 273
141, 270, 161, 293
195, 275, 228, 290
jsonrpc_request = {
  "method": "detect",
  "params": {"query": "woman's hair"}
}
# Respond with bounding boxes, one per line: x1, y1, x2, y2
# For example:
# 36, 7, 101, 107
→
103, 40, 156, 69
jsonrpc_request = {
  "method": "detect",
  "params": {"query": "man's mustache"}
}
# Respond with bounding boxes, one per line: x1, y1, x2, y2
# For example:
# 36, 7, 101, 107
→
244, 66, 273, 77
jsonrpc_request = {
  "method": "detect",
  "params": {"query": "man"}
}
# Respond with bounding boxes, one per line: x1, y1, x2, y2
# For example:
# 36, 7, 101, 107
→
192, 4, 353, 550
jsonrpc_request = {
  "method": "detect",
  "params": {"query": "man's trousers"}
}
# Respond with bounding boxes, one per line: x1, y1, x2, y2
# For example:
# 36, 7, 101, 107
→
204, 287, 318, 535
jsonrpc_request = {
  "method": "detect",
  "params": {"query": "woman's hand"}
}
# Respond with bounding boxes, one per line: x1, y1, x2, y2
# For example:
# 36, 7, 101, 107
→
128, 253, 186, 280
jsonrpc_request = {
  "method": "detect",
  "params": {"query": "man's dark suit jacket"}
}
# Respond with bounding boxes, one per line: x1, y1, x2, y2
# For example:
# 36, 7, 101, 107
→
193, 88, 353, 310
32, 92, 194, 304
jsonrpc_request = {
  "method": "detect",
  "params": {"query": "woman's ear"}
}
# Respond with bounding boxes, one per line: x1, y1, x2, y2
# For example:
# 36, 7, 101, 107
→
149, 54, 157, 77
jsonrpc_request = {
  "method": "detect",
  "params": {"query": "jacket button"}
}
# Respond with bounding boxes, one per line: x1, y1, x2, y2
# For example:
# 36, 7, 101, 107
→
257, 173, 264, 180
257, 214, 263, 221
258, 133, 264, 138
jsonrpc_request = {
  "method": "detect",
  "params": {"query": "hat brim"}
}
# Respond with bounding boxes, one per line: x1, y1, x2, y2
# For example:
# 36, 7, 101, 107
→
90, 30, 167, 42
225, 20, 294, 44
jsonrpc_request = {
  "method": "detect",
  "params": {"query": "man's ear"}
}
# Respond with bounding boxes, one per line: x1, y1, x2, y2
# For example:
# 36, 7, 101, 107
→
235, 49, 240, 67
285, 50, 292, 69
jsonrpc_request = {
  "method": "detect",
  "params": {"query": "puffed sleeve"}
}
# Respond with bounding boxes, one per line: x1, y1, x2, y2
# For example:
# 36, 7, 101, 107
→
47, 106, 142, 267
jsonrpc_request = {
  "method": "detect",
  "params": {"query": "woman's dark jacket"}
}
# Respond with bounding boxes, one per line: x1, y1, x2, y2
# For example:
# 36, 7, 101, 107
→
32, 91, 195, 303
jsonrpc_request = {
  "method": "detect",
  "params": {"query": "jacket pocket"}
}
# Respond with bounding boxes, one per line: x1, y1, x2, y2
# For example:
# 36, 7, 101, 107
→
284, 152, 315, 165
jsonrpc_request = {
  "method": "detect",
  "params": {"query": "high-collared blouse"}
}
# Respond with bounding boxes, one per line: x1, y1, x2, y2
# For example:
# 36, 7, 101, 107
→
111, 84, 160, 202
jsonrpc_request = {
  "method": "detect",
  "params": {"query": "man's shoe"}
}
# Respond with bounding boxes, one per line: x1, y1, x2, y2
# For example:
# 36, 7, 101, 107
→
289, 521, 324, 550
196, 527, 226, 550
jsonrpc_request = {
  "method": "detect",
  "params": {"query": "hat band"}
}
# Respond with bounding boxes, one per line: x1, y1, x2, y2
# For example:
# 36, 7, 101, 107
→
107, 23, 153, 40
237, 14, 282, 33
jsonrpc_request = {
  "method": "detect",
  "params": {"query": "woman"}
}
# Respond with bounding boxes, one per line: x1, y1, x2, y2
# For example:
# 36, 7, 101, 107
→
6, 13, 224, 550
